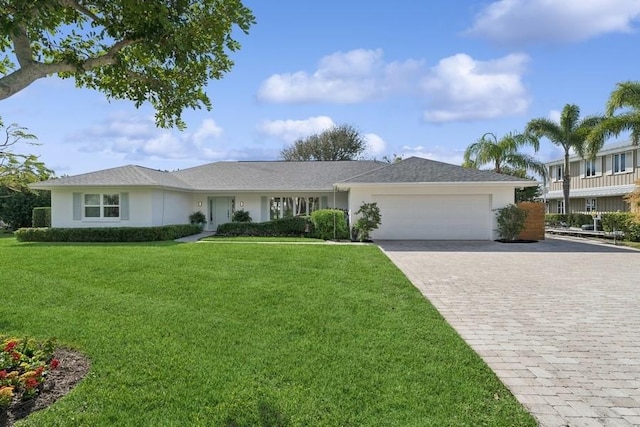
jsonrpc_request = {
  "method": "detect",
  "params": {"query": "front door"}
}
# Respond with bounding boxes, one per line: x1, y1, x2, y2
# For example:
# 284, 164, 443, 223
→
209, 197, 233, 229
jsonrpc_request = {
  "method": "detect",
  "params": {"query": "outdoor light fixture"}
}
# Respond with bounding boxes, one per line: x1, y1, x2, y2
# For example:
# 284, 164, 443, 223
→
240, 201, 244, 207
198, 201, 202, 207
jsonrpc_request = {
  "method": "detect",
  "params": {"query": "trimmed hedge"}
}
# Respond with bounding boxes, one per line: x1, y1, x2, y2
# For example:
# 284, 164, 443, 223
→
216, 217, 310, 237
545, 213, 594, 227
32, 207, 51, 228
310, 209, 349, 240
15, 224, 202, 242
600, 212, 640, 242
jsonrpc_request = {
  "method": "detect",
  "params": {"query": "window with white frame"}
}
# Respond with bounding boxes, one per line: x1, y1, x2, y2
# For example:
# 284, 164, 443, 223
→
557, 200, 564, 214
585, 159, 597, 177
269, 196, 320, 220
84, 193, 120, 218
585, 198, 597, 213
614, 153, 626, 173
554, 165, 563, 181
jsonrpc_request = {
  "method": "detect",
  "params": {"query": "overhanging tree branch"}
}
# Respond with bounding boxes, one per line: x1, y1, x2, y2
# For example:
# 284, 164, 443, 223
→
0, 38, 137, 100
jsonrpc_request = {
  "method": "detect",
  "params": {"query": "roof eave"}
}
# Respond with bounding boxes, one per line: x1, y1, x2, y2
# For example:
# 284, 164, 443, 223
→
335, 181, 538, 188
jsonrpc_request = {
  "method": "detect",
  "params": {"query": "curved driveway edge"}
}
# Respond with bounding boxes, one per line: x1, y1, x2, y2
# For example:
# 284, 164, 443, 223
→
379, 237, 640, 427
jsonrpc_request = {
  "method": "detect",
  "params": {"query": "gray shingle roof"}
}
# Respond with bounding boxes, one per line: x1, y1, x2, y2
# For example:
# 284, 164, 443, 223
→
31, 157, 533, 191
339, 157, 534, 183
172, 160, 385, 191
31, 165, 192, 190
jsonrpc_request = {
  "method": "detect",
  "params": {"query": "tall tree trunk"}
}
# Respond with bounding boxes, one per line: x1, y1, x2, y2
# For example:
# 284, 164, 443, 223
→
563, 151, 571, 214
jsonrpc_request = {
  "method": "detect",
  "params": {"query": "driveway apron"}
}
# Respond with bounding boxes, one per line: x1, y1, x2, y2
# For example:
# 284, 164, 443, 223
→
379, 237, 640, 427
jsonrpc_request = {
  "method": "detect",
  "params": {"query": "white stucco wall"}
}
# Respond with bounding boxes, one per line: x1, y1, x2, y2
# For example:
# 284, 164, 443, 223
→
50, 187, 193, 228
51, 188, 155, 228
346, 184, 517, 240
150, 189, 193, 225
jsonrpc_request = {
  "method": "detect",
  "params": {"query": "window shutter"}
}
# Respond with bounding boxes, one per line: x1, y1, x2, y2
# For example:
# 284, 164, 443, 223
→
626, 151, 633, 172
73, 192, 82, 220
260, 196, 268, 222
606, 155, 613, 175
120, 192, 130, 220
321, 196, 328, 209
580, 161, 585, 178
596, 157, 602, 176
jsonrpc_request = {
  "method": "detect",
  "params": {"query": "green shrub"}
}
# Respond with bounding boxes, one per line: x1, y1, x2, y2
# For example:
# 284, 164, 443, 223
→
32, 207, 51, 228
188, 211, 206, 226
15, 224, 202, 242
495, 204, 528, 241
310, 209, 348, 240
566, 213, 593, 227
232, 210, 252, 222
600, 212, 633, 234
545, 213, 567, 226
216, 217, 309, 237
353, 202, 381, 242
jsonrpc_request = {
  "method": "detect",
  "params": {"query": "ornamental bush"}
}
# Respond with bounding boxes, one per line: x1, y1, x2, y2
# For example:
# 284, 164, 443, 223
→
495, 204, 528, 241
15, 224, 202, 242
353, 202, 381, 242
310, 209, 348, 240
232, 210, 252, 222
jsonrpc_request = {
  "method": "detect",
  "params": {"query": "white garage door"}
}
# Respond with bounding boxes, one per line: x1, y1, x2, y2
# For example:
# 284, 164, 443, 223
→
372, 194, 492, 240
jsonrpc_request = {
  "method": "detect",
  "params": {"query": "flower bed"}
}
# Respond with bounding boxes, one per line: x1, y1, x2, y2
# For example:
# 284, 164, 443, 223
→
0, 337, 59, 414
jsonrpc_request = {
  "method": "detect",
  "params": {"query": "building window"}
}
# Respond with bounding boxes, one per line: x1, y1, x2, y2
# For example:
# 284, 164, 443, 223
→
614, 153, 626, 173
585, 159, 597, 177
270, 196, 320, 220
557, 200, 564, 214
84, 193, 120, 218
585, 198, 597, 213
555, 165, 563, 181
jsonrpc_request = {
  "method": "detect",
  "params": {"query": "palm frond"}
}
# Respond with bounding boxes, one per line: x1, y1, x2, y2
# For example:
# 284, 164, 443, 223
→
606, 81, 640, 116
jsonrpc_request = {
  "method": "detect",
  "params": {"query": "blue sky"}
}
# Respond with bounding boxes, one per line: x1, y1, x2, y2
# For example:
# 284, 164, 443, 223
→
3, 0, 640, 176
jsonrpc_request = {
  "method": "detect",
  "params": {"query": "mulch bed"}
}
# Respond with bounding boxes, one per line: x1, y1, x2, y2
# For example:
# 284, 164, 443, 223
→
1, 348, 89, 427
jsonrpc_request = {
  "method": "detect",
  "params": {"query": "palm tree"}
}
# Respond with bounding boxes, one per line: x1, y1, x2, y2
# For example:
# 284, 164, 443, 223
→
463, 131, 547, 177
526, 104, 604, 214
588, 81, 640, 155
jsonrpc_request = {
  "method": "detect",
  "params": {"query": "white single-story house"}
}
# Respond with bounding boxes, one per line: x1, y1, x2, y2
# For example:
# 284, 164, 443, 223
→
31, 157, 536, 240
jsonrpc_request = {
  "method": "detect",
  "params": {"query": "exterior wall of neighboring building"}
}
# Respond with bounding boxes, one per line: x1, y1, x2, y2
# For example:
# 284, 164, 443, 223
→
545, 144, 640, 213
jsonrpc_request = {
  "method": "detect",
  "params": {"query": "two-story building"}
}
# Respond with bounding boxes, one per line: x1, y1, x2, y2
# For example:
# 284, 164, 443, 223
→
545, 142, 640, 214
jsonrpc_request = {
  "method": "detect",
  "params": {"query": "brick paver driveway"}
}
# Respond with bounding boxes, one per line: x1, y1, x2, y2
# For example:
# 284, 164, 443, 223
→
379, 237, 640, 427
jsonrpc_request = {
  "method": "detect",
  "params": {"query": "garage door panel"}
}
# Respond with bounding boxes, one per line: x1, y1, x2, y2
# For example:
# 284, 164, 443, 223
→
372, 194, 491, 240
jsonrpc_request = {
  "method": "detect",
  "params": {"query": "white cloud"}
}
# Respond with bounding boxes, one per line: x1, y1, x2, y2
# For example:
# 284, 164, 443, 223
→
421, 53, 531, 122
400, 145, 465, 166
257, 49, 423, 103
69, 114, 243, 162
465, 0, 640, 45
548, 110, 561, 123
257, 116, 335, 142
193, 118, 223, 144
364, 133, 386, 157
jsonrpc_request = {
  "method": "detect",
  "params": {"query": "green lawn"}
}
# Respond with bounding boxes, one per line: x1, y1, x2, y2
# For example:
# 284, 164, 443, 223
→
1, 237, 535, 426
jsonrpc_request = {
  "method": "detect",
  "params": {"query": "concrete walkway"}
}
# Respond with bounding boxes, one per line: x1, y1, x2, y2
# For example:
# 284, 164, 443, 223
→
174, 231, 216, 242
379, 237, 640, 427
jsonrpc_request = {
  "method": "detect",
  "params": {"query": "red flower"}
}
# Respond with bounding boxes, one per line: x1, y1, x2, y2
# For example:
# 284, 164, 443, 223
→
0, 370, 6, 379
49, 359, 60, 370
3, 341, 17, 352
25, 378, 38, 390
11, 352, 20, 361
35, 366, 45, 376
